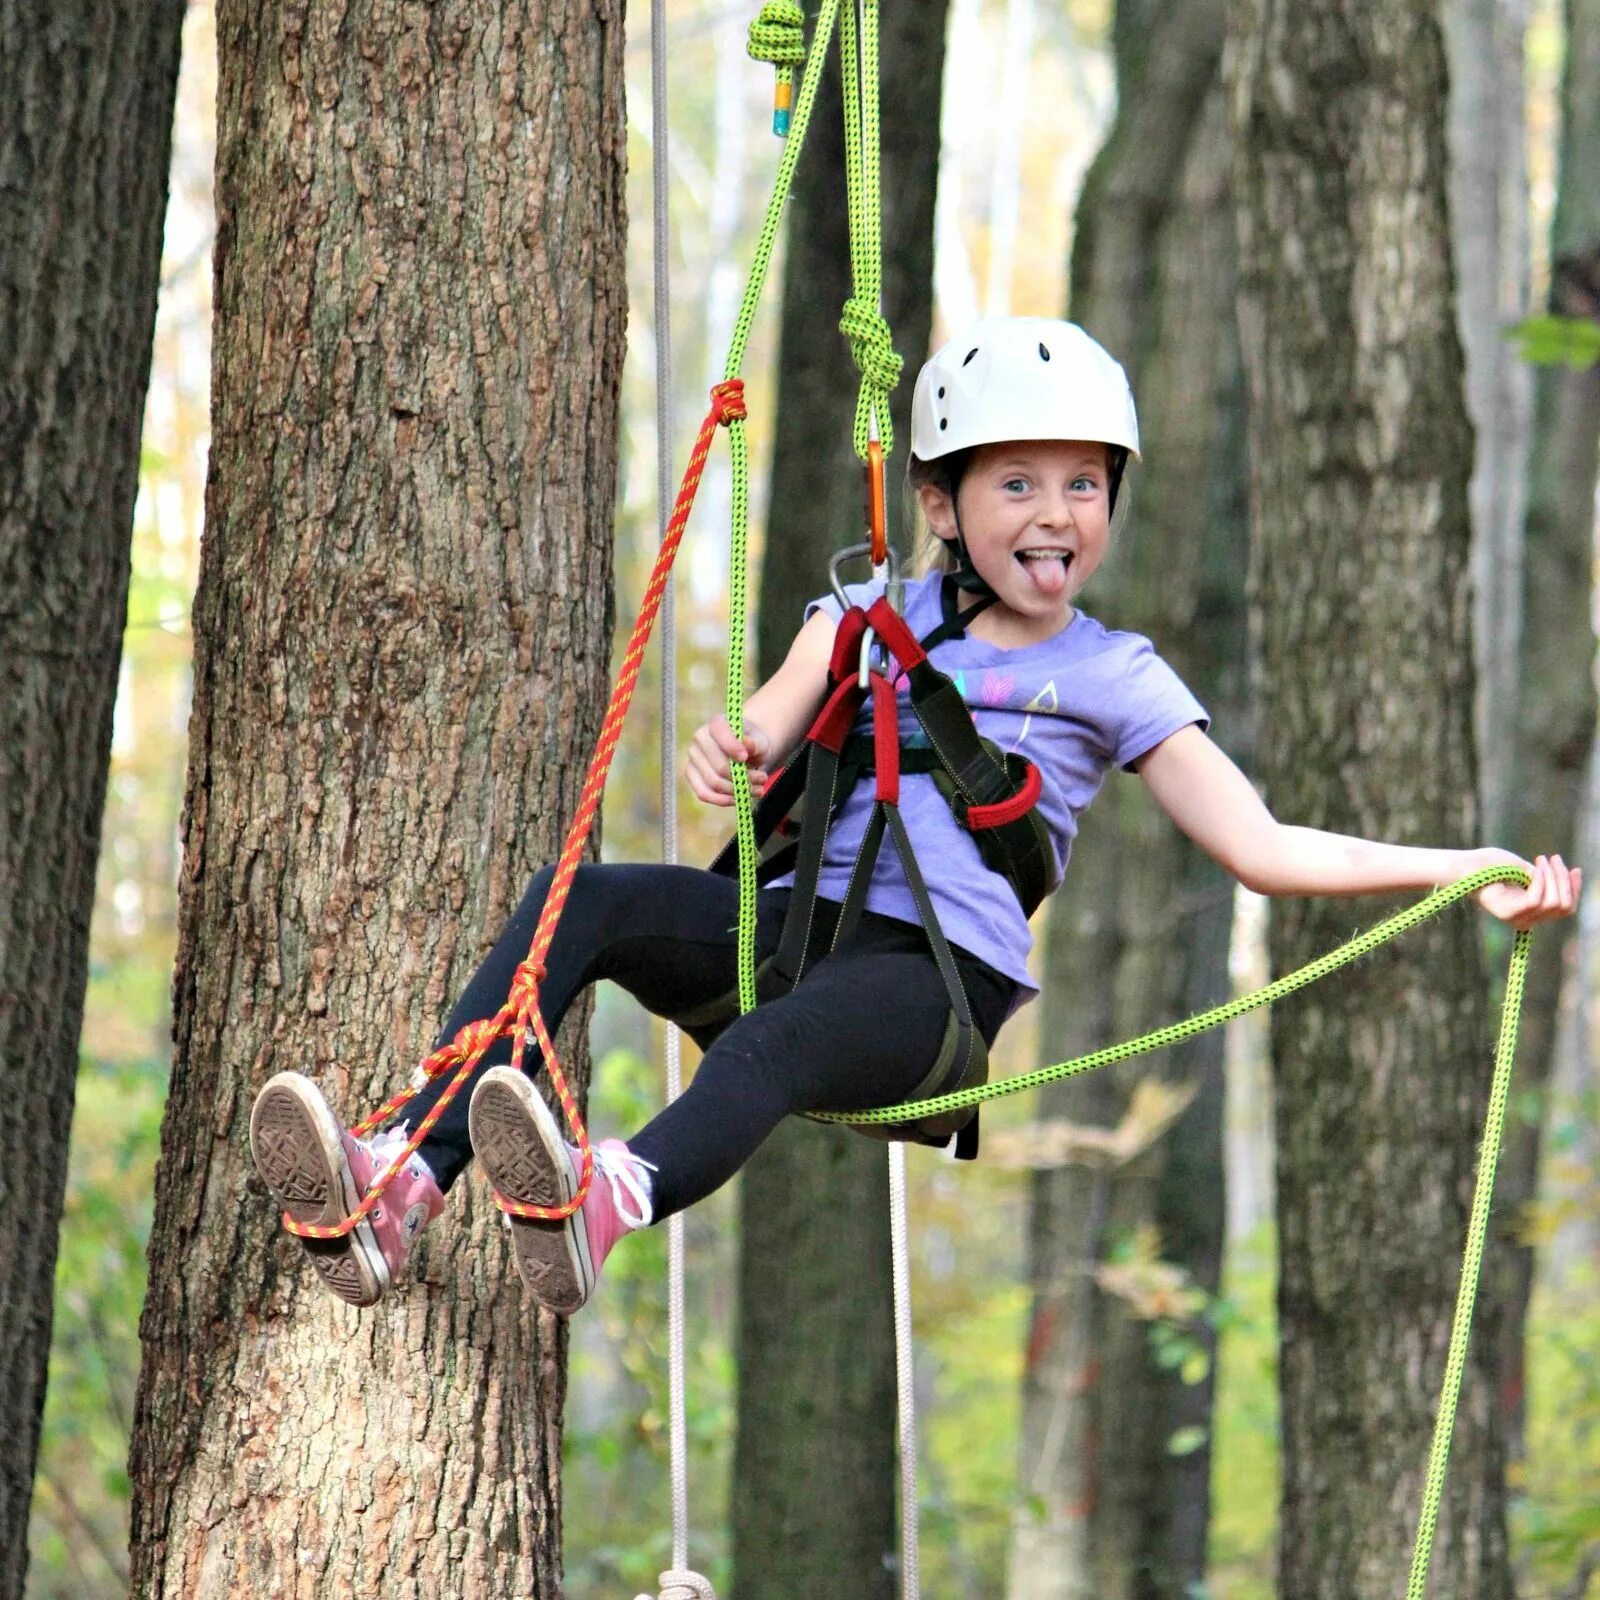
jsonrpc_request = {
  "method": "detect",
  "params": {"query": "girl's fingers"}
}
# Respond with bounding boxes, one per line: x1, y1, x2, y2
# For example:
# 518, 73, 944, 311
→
684, 746, 734, 804
1554, 855, 1576, 913
708, 716, 750, 763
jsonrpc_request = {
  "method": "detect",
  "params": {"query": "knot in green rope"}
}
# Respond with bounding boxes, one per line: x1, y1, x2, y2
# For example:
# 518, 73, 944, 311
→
748, 0, 805, 65
839, 296, 903, 398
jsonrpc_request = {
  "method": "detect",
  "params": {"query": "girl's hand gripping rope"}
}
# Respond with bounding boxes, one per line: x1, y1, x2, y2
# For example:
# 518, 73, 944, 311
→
1463, 848, 1582, 930
685, 715, 773, 806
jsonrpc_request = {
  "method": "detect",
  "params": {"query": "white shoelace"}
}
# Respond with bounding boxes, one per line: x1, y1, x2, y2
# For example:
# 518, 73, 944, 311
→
595, 1144, 657, 1229
363, 1123, 433, 1184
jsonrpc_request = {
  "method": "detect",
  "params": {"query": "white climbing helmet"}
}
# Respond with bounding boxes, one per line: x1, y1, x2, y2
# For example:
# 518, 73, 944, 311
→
910, 317, 1141, 463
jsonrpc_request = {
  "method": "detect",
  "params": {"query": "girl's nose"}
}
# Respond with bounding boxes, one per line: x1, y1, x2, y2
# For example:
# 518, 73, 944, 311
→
1036, 491, 1074, 528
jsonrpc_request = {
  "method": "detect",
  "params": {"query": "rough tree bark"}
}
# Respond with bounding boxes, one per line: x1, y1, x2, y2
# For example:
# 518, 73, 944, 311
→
731, 4, 948, 1593
1230, 3, 1512, 1597
0, 6, 183, 1595
1008, 4, 1249, 1595
1495, 0, 1600, 1464
127, 2, 625, 1595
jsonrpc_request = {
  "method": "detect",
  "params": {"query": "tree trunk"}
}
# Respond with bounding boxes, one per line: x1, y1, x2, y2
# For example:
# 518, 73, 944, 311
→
731, 5, 948, 1593
1443, 0, 1531, 849
1008, 6, 1248, 1594
127, 2, 625, 1594
1230, 3, 1512, 1596
1495, 0, 1600, 1467
0, 6, 183, 1595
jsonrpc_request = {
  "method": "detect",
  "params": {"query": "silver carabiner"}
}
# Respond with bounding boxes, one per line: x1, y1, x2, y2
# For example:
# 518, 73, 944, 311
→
826, 540, 899, 688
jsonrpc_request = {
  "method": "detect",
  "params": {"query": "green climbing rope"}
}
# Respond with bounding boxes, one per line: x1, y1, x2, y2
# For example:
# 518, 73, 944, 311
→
836, 0, 901, 457
722, 0, 840, 1014
815, 862, 1532, 1594
722, 0, 898, 1016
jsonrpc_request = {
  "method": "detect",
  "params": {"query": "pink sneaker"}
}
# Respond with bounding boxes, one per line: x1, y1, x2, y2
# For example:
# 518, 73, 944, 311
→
250, 1070, 445, 1307
468, 1065, 654, 1315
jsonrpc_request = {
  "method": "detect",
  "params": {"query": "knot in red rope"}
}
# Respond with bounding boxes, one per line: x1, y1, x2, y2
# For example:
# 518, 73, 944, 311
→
509, 960, 548, 1012
710, 379, 747, 424
462, 1018, 501, 1056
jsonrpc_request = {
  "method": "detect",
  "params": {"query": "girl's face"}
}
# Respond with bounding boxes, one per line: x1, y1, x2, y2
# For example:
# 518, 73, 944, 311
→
918, 439, 1113, 644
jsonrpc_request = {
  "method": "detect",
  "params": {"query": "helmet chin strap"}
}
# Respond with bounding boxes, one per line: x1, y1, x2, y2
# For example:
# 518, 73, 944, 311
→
945, 500, 1000, 614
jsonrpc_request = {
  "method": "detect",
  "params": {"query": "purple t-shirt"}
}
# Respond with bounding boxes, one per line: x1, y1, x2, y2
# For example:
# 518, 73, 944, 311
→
770, 572, 1209, 1001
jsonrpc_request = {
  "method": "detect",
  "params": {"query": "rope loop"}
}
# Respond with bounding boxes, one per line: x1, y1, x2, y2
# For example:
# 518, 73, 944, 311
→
746, 0, 805, 65
710, 379, 748, 424
636, 1573, 718, 1600
839, 297, 903, 396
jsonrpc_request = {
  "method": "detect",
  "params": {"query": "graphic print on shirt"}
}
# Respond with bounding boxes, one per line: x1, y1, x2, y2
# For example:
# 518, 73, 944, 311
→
1011, 680, 1059, 752
978, 670, 1017, 710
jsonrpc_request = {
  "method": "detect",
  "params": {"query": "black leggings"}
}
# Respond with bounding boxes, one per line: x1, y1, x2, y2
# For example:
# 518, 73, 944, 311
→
396, 863, 1018, 1221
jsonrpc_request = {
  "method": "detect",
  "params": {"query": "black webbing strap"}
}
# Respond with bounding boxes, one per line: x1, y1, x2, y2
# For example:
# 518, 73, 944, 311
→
915, 571, 995, 653
861, 597, 1054, 914
830, 675, 983, 1157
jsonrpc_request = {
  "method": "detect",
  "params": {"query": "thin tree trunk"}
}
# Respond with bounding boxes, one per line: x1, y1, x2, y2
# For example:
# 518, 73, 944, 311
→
1443, 0, 1531, 848
127, 2, 625, 1594
1230, 3, 1512, 1596
731, 4, 948, 1592
1008, 6, 1247, 1592
0, 6, 183, 1594
1496, 0, 1600, 1468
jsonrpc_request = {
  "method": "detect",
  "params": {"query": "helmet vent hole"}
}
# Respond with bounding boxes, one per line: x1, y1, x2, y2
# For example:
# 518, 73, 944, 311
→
939, 418, 948, 431
962, 347, 979, 367
938, 386, 946, 399
1039, 343, 1051, 361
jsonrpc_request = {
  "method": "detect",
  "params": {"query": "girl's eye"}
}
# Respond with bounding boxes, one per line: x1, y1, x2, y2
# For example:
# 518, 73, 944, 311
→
1072, 475, 1100, 493
1003, 477, 1030, 493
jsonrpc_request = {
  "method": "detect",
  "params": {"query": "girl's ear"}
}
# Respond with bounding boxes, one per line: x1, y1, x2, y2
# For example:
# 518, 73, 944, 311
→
917, 481, 957, 539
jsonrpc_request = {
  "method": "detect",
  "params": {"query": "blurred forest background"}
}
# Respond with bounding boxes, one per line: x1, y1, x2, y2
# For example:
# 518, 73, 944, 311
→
20, 0, 1599, 1595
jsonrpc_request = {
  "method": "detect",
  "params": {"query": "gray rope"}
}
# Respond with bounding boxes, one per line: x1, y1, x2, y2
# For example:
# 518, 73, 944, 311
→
889, 1142, 921, 1600
650, 0, 695, 1577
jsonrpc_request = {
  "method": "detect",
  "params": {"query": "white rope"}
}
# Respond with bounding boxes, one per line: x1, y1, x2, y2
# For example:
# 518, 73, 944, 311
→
889, 1141, 920, 1600
650, 0, 696, 1581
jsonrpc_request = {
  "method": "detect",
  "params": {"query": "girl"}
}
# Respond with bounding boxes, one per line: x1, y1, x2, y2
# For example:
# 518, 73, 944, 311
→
250, 316, 1580, 1316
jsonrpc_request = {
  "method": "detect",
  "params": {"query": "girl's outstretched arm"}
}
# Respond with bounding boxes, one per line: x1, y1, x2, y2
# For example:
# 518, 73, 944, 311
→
1134, 724, 1581, 930
685, 610, 837, 807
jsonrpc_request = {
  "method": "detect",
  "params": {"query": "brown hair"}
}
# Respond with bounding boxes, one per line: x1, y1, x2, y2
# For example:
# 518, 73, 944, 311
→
905, 449, 973, 575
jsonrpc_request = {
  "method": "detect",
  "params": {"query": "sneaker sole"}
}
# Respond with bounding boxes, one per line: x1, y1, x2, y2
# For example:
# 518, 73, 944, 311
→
469, 1067, 594, 1315
249, 1071, 388, 1308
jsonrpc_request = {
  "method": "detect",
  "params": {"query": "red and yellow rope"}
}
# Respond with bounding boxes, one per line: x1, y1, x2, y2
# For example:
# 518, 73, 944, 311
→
283, 381, 749, 1238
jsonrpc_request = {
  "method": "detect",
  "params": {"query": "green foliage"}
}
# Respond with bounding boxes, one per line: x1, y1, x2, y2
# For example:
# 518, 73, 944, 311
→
1513, 1101, 1600, 1600
27, 1054, 165, 1599
1205, 1224, 1279, 1600
1514, 1266, 1600, 1600
1508, 314, 1600, 370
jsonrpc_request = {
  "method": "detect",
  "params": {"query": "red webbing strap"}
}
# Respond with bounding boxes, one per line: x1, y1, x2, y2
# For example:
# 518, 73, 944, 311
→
809, 673, 867, 753
871, 671, 899, 803
283, 381, 749, 1239
864, 595, 927, 670
966, 759, 1042, 829
829, 605, 870, 682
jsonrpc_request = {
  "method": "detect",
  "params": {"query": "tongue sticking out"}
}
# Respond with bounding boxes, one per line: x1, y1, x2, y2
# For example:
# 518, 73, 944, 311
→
1021, 553, 1070, 596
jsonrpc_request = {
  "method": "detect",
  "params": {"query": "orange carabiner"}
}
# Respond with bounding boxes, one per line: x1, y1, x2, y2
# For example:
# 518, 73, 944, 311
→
865, 438, 887, 566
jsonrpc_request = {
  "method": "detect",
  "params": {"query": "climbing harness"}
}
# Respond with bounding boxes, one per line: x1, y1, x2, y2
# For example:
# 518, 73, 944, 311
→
265, 0, 1542, 1588
688, 556, 1053, 1156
